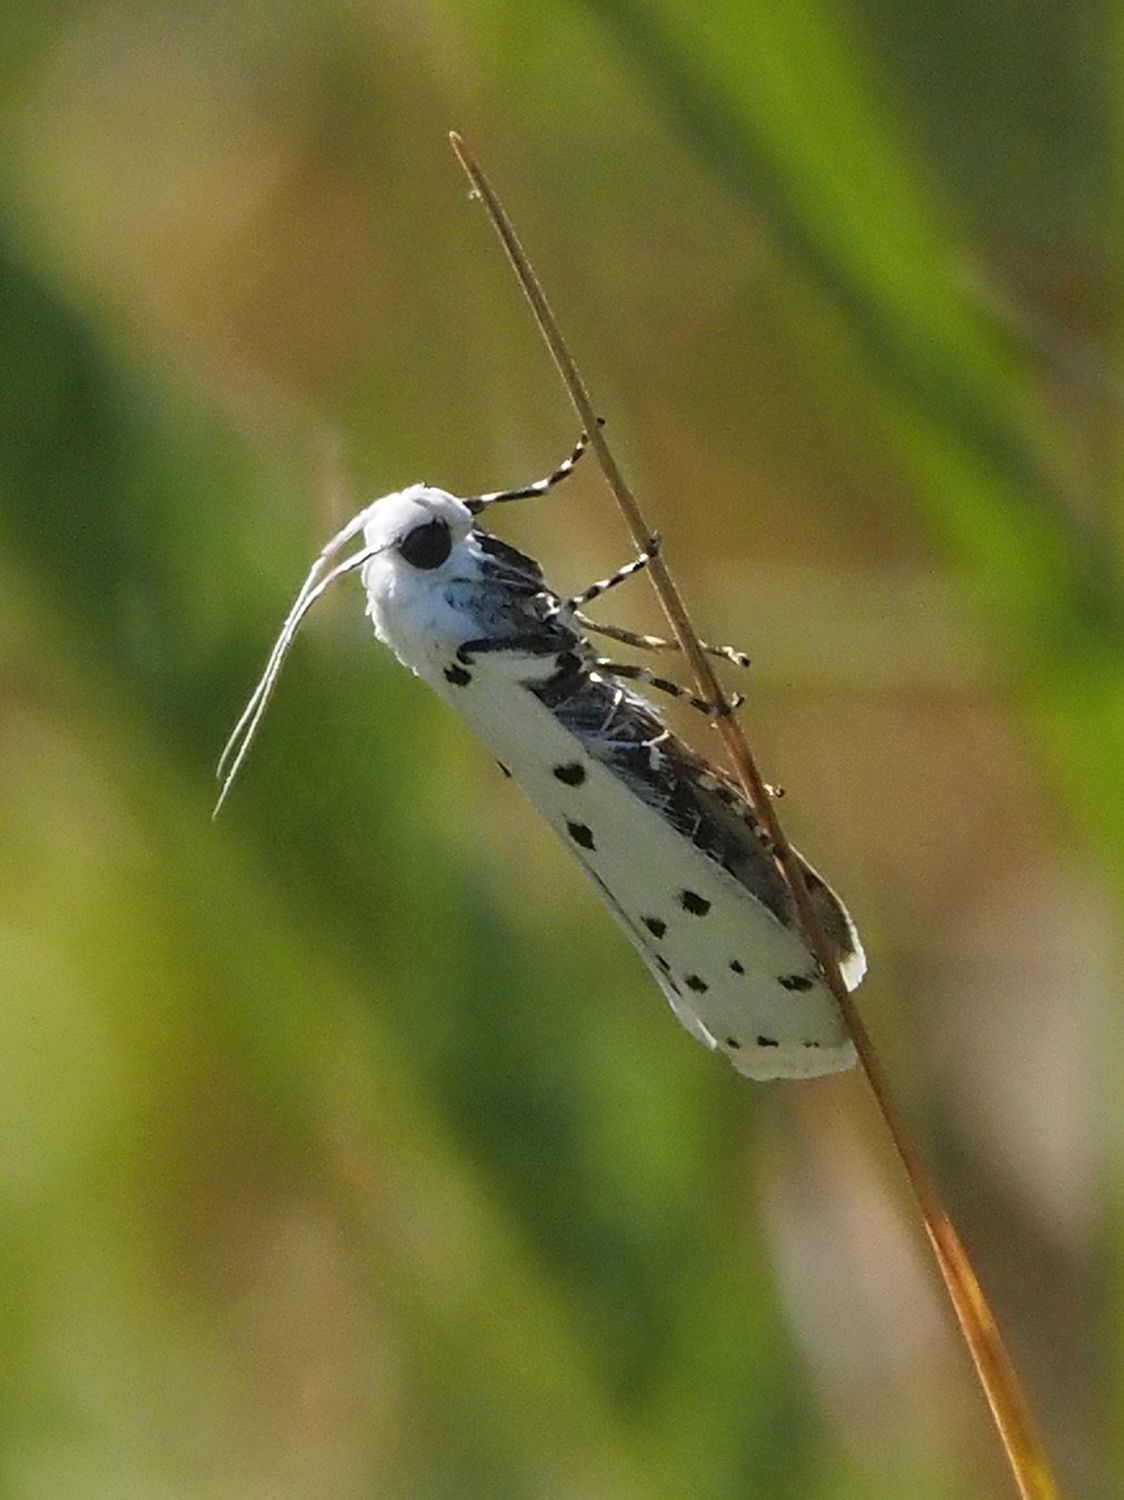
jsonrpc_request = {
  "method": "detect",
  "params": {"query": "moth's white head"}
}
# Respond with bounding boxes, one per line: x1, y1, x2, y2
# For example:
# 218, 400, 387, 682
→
215, 431, 599, 816
359, 484, 473, 574
357, 485, 486, 685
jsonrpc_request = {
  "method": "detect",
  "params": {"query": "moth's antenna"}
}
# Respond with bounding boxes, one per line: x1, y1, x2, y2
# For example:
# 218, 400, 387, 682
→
465, 420, 603, 514
217, 515, 365, 783
214, 521, 378, 818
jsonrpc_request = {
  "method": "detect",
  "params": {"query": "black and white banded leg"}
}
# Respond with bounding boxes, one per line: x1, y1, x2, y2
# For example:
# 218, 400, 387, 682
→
561, 542, 750, 668
591, 661, 744, 720
575, 614, 751, 670
464, 421, 604, 515
558, 534, 662, 614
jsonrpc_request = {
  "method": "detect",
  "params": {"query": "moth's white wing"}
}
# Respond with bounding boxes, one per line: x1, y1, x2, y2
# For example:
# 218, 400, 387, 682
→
443, 671, 860, 1081
360, 515, 863, 1083
553, 754, 856, 1080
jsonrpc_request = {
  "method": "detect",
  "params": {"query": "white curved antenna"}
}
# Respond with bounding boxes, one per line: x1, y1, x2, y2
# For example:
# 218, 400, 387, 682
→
214, 511, 380, 818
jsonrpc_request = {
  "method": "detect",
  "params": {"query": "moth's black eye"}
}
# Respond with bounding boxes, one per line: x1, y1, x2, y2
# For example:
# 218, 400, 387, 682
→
399, 518, 452, 570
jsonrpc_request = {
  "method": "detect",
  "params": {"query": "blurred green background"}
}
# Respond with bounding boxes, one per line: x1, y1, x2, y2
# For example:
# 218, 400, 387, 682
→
0, 2, 1119, 1496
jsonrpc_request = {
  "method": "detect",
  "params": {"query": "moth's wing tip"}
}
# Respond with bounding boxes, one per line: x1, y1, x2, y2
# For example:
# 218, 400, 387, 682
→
837, 928, 867, 992
796, 850, 867, 993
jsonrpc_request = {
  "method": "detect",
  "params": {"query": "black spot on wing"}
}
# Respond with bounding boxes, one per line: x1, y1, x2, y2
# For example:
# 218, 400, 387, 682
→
531, 654, 857, 987
680, 890, 711, 916
642, 916, 666, 939
553, 762, 586, 786
444, 663, 472, 686
729, 959, 745, 974
757, 1035, 779, 1048
725, 1036, 741, 1050
566, 821, 596, 851
579, 711, 797, 929
779, 974, 814, 992
685, 974, 708, 993
496, 761, 512, 778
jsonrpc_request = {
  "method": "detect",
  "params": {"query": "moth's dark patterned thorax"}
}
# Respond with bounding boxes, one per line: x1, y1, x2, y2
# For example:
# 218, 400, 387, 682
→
475, 532, 545, 586
454, 529, 575, 657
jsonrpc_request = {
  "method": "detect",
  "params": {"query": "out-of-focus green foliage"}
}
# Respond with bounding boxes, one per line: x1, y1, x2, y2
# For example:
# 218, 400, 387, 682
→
0, 3, 1118, 1497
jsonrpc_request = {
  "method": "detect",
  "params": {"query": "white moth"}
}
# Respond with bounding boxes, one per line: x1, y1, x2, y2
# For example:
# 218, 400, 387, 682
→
217, 434, 865, 1080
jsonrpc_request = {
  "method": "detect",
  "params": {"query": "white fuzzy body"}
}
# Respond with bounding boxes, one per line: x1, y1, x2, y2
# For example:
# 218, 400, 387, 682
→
354, 484, 864, 1082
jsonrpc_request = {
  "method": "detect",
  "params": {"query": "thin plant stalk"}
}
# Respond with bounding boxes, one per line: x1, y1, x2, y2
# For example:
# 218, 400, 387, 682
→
449, 130, 1061, 1500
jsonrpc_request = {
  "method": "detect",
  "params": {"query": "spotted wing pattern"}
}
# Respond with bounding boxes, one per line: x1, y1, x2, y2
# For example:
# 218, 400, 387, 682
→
434, 544, 864, 1080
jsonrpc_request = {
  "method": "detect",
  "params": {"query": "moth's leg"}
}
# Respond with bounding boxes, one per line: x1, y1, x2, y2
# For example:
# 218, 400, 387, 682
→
559, 534, 662, 615
591, 661, 744, 721
464, 421, 604, 514
566, 536, 751, 665
575, 614, 751, 670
